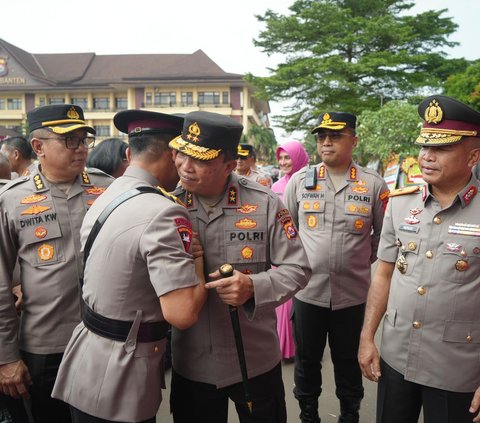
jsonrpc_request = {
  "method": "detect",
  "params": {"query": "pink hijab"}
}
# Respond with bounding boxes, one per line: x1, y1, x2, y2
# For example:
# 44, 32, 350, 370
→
272, 140, 309, 200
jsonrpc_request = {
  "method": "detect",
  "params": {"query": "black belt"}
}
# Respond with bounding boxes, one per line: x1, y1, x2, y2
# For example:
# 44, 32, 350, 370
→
82, 303, 169, 343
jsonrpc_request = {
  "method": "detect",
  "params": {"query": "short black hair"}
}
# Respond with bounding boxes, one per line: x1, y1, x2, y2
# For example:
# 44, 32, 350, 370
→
87, 138, 128, 176
128, 132, 178, 157
3, 136, 36, 160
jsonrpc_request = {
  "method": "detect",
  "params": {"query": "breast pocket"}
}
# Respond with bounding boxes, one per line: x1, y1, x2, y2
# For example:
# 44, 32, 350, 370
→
17, 220, 64, 267
396, 235, 421, 276
224, 213, 268, 272
299, 200, 325, 231
439, 239, 480, 284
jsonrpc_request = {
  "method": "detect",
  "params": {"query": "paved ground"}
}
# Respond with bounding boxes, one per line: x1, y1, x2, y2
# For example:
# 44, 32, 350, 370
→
157, 344, 385, 423
157, 340, 425, 422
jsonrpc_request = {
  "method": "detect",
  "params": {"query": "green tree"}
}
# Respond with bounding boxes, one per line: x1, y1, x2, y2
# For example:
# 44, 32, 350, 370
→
248, 0, 465, 133
355, 100, 421, 168
443, 60, 480, 111
243, 124, 278, 163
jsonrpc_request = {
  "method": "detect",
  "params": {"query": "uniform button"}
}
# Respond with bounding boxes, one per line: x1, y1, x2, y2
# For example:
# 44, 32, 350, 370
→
126, 340, 134, 347
412, 321, 422, 329
467, 335, 473, 343
154, 345, 159, 352
426, 250, 433, 259
433, 216, 441, 224
408, 241, 417, 251
417, 286, 426, 295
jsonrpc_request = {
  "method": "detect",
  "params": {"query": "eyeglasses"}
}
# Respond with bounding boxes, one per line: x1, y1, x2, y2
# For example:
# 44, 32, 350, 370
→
38, 135, 95, 150
316, 132, 352, 143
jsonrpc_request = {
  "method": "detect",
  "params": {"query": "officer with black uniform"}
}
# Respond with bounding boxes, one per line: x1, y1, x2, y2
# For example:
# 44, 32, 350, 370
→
0, 104, 113, 423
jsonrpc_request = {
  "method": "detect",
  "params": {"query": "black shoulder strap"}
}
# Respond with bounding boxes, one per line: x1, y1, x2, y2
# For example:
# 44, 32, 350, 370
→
82, 186, 162, 285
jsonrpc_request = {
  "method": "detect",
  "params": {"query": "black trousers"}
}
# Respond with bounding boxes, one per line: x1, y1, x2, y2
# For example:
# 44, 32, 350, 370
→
70, 407, 155, 423
170, 363, 287, 423
377, 358, 475, 423
3, 351, 70, 423
292, 299, 365, 402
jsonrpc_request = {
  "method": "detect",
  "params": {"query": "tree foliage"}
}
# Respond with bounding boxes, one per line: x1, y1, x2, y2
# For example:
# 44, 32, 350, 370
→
247, 0, 465, 133
354, 100, 421, 168
443, 60, 480, 111
242, 124, 277, 163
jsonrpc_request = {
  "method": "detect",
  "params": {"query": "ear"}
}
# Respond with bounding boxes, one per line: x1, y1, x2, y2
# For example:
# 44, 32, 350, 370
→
351, 135, 358, 148
225, 159, 237, 174
126, 147, 132, 162
31, 138, 45, 157
467, 147, 480, 168
12, 149, 20, 161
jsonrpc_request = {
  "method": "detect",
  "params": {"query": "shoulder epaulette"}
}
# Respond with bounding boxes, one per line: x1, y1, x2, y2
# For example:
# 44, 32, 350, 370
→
85, 167, 113, 178
0, 176, 30, 195
156, 186, 187, 208
389, 185, 421, 197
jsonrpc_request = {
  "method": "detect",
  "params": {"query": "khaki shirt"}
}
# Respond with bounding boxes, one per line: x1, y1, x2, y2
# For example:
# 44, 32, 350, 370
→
52, 166, 199, 421
171, 173, 311, 388
0, 164, 113, 362
379, 179, 480, 392
284, 162, 389, 310
240, 168, 273, 188
0, 178, 10, 187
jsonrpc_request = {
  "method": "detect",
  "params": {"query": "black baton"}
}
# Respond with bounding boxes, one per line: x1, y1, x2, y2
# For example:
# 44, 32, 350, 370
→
219, 264, 253, 413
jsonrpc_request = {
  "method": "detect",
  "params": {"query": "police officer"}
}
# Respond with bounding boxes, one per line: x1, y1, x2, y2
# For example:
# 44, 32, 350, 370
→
0, 152, 10, 184
0, 136, 35, 177
283, 112, 390, 423
52, 110, 207, 423
0, 104, 113, 423
358, 95, 480, 423
236, 143, 273, 188
168, 111, 311, 423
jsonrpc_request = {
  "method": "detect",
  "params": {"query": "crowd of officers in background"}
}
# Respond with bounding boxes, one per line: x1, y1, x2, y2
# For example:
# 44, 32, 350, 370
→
0, 94, 479, 423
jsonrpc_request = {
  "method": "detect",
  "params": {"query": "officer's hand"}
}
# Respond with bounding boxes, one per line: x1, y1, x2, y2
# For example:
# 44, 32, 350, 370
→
358, 338, 381, 383
206, 270, 254, 307
12, 284, 23, 315
470, 386, 480, 422
190, 232, 204, 259
0, 360, 32, 399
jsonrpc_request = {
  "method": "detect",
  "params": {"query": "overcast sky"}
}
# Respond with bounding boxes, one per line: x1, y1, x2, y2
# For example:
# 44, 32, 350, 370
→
1, 0, 478, 141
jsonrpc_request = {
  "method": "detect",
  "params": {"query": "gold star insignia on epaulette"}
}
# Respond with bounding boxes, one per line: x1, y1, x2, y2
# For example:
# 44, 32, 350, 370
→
82, 171, 91, 185
228, 187, 238, 206
33, 174, 44, 191
186, 192, 194, 208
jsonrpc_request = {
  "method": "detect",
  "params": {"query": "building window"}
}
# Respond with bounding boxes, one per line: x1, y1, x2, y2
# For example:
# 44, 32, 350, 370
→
0, 99, 4, 109
93, 98, 110, 110
145, 93, 152, 106
115, 97, 128, 110
222, 91, 229, 105
48, 98, 65, 105
7, 98, 22, 110
94, 125, 110, 137
198, 91, 220, 105
38, 97, 46, 107
181, 92, 193, 106
72, 98, 88, 109
154, 92, 176, 106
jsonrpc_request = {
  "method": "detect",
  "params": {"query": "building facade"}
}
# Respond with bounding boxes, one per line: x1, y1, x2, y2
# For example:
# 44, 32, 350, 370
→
0, 38, 271, 139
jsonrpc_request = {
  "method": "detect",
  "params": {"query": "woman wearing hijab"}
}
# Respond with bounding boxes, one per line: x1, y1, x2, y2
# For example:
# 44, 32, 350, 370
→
272, 140, 309, 360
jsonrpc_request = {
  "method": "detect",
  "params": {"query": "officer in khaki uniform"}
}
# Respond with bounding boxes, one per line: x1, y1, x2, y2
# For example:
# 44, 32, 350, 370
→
168, 111, 311, 423
0, 150, 11, 185
0, 104, 113, 423
283, 112, 389, 423
358, 95, 480, 423
52, 110, 207, 423
236, 143, 273, 188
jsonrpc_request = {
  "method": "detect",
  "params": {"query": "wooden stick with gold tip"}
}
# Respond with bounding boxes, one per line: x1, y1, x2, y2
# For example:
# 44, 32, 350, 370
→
219, 263, 253, 413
